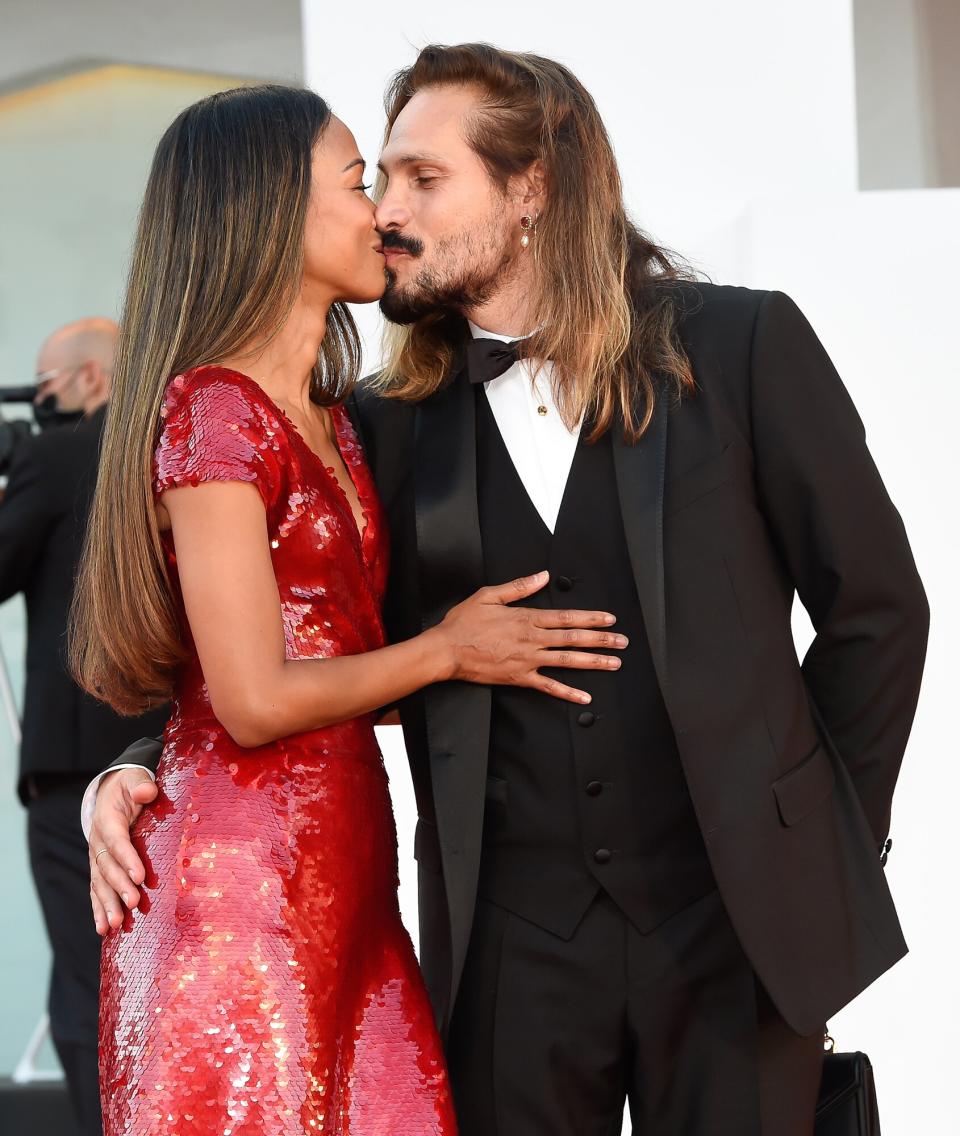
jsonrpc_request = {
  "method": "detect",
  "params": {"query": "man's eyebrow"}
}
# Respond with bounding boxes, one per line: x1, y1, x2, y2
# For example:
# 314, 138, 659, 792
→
376, 153, 447, 172
342, 157, 366, 173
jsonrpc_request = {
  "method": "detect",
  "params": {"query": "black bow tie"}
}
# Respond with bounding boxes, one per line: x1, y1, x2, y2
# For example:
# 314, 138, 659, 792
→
465, 337, 522, 385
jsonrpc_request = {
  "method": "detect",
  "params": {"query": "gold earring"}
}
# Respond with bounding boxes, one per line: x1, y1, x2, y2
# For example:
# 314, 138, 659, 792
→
520, 213, 537, 248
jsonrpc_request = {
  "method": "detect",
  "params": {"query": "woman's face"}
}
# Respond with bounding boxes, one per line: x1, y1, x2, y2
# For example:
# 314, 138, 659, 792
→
302, 116, 386, 305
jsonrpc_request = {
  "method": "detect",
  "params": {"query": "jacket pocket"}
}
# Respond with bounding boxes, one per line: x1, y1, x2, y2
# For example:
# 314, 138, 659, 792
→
771, 742, 835, 826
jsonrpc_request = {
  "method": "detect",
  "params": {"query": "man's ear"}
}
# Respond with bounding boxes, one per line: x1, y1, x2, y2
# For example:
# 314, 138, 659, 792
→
512, 159, 548, 209
78, 361, 109, 405
76, 360, 97, 395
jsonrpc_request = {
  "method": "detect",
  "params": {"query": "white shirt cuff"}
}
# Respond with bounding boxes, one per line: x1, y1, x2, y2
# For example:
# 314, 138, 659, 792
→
80, 764, 156, 842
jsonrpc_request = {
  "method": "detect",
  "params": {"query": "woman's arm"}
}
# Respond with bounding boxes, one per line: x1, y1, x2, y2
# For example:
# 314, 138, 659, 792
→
88, 479, 625, 933
165, 480, 625, 748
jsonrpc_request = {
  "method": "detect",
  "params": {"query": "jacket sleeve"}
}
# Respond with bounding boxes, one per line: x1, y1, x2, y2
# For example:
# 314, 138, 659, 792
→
79, 736, 165, 840
748, 290, 929, 844
0, 439, 53, 603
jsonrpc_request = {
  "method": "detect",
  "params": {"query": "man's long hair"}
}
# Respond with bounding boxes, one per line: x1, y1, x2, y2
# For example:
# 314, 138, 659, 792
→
69, 85, 361, 715
375, 43, 696, 441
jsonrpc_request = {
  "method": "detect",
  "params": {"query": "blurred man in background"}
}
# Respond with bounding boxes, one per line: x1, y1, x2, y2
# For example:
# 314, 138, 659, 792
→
0, 318, 168, 1136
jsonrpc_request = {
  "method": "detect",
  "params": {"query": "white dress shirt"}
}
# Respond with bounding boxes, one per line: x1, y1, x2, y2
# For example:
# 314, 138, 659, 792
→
468, 320, 582, 534
81, 324, 581, 839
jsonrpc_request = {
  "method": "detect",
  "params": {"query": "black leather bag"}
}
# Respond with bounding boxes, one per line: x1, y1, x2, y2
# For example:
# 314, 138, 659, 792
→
814, 1033, 881, 1135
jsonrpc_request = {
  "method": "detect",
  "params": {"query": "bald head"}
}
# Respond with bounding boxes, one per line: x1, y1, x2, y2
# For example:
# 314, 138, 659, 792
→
35, 317, 118, 416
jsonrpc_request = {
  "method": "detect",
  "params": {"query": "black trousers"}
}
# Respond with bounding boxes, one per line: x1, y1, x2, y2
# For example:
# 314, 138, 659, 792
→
447, 888, 824, 1135
27, 779, 103, 1136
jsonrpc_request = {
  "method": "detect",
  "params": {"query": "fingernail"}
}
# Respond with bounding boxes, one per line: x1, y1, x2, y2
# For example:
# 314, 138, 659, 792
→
121, 892, 130, 905
604, 614, 616, 624
128, 868, 138, 879
580, 693, 592, 703
617, 636, 629, 647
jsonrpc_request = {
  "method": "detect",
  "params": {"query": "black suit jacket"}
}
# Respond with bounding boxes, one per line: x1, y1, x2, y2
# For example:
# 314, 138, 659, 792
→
348, 283, 928, 1037
0, 407, 168, 801
108, 283, 928, 1038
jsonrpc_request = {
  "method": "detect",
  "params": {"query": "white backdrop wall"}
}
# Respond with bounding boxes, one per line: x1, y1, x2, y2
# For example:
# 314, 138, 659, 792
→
305, 0, 860, 353
304, 2, 958, 1132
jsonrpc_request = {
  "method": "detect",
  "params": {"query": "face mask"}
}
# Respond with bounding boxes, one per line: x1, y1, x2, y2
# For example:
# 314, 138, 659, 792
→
33, 394, 85, 432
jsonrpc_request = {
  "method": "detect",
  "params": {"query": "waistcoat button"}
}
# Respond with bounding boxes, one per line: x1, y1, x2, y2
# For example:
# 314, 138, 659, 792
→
593, 848, 612, 864
577, 710, 596, 727
555, 574, 574, 591
586, 780, 603, 797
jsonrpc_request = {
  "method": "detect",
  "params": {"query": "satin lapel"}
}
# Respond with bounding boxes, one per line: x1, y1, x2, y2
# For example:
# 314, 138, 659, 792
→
413, 370, 491, 1019
612, 392, 669, 700
343, 391, 367, 451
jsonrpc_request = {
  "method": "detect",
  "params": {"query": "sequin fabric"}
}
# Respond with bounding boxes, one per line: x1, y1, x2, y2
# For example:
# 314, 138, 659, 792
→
100, 367, 456, 1135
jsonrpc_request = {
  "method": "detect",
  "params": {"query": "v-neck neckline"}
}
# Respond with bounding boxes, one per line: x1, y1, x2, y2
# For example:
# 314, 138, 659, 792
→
199, 366, 369, 548
284, 402, 369, 548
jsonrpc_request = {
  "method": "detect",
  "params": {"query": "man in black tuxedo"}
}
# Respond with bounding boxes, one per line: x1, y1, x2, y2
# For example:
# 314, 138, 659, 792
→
0, 318, 168, 1136
87, 47, 928, 1135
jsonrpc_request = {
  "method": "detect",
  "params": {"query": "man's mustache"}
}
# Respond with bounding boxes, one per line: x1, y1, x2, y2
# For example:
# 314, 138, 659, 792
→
380, 231, 425, 257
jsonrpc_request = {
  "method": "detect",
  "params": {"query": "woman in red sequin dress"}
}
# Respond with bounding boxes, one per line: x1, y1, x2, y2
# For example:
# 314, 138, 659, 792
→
71, 87, 624, 1135
101, 363, 455, 1134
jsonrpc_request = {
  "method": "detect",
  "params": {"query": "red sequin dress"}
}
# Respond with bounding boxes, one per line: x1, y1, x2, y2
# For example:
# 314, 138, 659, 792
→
99, 366, 457, 1136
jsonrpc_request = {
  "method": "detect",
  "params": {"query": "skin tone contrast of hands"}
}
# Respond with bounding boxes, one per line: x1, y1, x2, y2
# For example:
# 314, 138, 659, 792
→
88, 114, 626, 934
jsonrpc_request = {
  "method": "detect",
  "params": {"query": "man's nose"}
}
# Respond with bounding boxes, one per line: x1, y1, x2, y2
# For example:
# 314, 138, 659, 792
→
374, 187, 409, 231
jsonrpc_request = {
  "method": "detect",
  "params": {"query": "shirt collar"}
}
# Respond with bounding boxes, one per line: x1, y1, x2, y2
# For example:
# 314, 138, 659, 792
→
467, 319, 537, 344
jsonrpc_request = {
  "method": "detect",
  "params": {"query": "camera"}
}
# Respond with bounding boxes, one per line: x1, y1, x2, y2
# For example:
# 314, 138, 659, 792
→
0, 387, 85, 476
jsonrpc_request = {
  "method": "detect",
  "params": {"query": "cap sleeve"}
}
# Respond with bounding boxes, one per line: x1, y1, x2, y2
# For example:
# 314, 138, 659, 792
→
154, 371, 283, 509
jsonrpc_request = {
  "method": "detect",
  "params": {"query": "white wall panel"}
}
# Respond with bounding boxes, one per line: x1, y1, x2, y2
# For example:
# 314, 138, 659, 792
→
303, 0, 859, 360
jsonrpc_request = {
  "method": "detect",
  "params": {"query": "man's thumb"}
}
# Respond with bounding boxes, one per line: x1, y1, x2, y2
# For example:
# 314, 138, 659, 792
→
129, 777, 158, 803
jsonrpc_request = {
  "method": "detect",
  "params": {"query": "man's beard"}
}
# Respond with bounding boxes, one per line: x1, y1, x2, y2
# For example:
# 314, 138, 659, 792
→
379, 227, 518, 326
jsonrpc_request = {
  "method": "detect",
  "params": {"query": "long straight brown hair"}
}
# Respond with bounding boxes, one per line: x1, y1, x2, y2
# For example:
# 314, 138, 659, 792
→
376, 44, 696, 440
70, 84, 361, 715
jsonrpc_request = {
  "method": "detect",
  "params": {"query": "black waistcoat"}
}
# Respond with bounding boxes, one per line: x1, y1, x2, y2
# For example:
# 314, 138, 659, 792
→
475, 390, 716, 938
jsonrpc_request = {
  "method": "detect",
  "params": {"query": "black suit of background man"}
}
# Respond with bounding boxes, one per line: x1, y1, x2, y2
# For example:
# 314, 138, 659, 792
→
109, 283, 928, 1134
1, 390, 168, 1136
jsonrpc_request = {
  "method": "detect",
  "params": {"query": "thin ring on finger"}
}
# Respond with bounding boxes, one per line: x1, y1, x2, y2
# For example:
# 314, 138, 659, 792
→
95, 847, 109, 862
